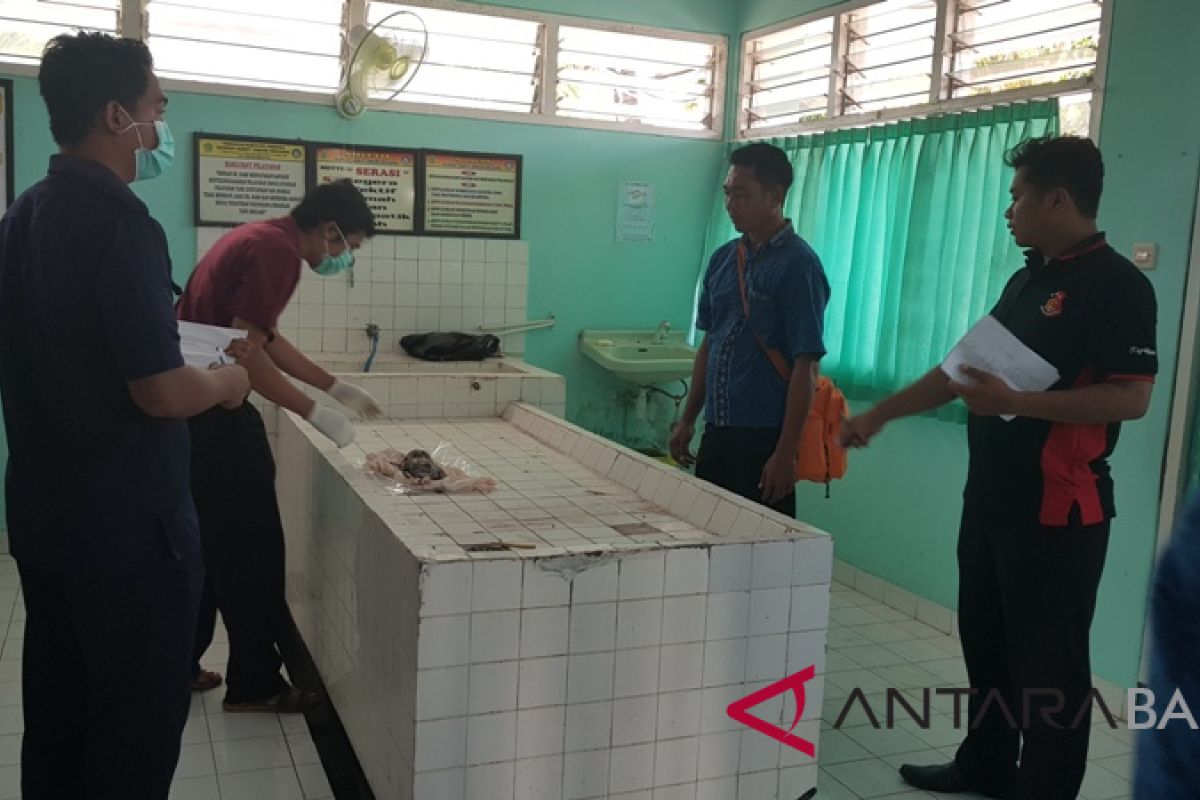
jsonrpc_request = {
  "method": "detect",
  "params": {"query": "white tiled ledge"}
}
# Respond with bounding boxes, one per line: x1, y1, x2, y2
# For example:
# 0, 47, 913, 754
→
312, 352, 538, 375
286, 403, 830, 566
282, 367, 567, 424
504, 404, 828, 545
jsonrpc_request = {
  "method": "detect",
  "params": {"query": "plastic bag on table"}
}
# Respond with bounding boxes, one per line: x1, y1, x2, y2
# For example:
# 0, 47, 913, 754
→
364, 442, 497, 494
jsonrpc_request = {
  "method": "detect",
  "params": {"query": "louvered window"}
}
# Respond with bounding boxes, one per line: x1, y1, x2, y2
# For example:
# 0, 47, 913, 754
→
0, 0, 120, 64
840, 0, 937, 114
949, 0, 1103, 98
366, 2, 542, 114
742, 16, 834, 131
146, 0, 344, 92
555, 26, 719, 132
739, 0, 1106, 136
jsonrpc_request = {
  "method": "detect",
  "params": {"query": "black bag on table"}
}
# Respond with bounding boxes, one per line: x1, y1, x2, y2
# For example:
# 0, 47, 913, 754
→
399, 332, 502, 362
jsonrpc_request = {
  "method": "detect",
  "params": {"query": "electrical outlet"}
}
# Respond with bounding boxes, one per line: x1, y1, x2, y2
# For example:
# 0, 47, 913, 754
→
1132, 243, 1157, 269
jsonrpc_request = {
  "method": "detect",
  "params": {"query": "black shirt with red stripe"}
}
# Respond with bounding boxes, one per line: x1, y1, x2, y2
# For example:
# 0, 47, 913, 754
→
964, 233, 1158, 527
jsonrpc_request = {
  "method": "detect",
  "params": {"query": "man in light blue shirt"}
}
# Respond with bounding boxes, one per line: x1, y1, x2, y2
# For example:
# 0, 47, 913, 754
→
669, 143, 831, 515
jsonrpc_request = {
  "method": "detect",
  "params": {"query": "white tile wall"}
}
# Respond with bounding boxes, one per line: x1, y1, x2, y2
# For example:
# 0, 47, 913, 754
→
196, 230, 531, 356
277, 400, 834, 800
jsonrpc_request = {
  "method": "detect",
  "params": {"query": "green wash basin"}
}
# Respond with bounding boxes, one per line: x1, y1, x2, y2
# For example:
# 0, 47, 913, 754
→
579, 329, 697, 385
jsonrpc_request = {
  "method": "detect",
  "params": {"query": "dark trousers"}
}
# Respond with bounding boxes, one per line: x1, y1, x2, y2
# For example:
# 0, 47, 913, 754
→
953, 504, 1110, 800
191, 576, 218, 678
695, 426, 796, 517
189, 403, 290, 703
18, 553, 201, 799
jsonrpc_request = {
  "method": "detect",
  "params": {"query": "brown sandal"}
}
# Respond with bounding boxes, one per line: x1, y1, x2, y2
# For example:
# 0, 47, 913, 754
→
191, 669, 224, 692
222, 686, 318, 714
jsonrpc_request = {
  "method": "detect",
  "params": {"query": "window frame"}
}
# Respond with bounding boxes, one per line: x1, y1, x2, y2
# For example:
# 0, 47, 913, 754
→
0, 0, 727, 140
738, 0, 1111, 140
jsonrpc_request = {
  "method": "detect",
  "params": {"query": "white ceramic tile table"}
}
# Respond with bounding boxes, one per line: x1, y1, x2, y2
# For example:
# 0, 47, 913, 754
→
276, 403, 833, 800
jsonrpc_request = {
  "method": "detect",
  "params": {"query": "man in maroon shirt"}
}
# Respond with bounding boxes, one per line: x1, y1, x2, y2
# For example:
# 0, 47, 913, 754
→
178, 179, 381, 711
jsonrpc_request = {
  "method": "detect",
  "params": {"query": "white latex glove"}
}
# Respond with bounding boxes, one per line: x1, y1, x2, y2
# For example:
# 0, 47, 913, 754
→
306, 404, 355, 448
328, 379, 382, 419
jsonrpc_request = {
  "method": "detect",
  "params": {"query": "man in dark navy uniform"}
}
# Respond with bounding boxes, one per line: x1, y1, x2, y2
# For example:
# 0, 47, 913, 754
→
842, 136, 1157, 799
0, 33, 250, 797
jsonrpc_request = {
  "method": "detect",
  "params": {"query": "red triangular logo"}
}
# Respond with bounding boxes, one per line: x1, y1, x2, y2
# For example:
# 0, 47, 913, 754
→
727, 664, 817, 756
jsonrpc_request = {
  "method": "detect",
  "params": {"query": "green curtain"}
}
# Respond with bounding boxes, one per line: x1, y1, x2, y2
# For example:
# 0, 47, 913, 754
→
694, 100, 1060, 412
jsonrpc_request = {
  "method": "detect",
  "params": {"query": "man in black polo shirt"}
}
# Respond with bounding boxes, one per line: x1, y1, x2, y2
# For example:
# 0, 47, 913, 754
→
0, 33, 250, 797
842, 136, 1156, 799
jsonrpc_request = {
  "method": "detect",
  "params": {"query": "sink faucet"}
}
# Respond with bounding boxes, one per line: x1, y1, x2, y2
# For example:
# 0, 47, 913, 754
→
655, 320, 671, 343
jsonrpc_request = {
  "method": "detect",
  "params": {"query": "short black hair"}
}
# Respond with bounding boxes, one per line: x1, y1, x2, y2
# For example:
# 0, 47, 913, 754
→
730, 142, 794, 196
1005, 135, 1104, 219
291, 179, 376, 237
39, 32, 154, 147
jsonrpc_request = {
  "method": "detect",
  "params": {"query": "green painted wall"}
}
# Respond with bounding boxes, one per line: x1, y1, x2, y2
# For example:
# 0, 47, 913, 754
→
0, 0, 737, 533
466, 0, 735, 33
740, 0, 1200, 688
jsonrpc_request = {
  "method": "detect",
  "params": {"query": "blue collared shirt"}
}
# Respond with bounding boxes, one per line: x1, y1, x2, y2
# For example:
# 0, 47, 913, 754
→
0, 155, 198, 574
696, 221, 830, 429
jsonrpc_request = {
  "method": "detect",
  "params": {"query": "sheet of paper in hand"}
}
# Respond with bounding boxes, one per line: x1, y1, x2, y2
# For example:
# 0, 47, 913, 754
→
941, 315, 1060, 421
178, 320, 248, 369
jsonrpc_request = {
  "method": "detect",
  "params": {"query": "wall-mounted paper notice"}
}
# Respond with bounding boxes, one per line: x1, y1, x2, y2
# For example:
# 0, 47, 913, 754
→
941, 315, 1060, 421
178, 321, 248, 369
617, 181, 656, 242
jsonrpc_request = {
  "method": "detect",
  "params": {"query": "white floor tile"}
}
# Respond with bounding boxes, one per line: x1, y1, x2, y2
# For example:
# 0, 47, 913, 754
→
824, 756, 915, 798
296, 762, 334, 799
1091, 752, 1133, 781
0, 707, 19, 736
0, 684, 21, 712
843, 724, 933, 758
213, 735, 294, 774
169, 774, 221, 800
218, 766, 305, 800
287, 732, 321, 766
180, 714, 210, 746
280, 714, 310, 736
1080, 761, 1133, 799
174, 743, 217, 779
1088, 727, 1134, 760
207, 712, 285, 742
0, 764, 17, 800
815, 729, 873, 765
816, 769, 863, 799
0, 734, 18, 767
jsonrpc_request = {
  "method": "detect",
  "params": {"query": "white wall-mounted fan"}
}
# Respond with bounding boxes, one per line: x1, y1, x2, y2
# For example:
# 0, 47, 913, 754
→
336, 10, 428, 119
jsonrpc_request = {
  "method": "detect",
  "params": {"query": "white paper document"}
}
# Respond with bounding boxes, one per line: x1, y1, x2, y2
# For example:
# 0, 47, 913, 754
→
178, 320, 248, 369
941, 315, 1060, 421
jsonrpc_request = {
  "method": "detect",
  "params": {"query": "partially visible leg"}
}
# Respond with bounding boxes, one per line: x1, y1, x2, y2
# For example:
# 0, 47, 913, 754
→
901, 506, 1019, 797
190, 574, 219, 686
695, 427, 731, 493
190, 405, 289, 705
698, 427, 795, 516
80, 553, 202, 799
998, 519, 1109, 800
18, 562, 87, 800
953, 507, 1021, 787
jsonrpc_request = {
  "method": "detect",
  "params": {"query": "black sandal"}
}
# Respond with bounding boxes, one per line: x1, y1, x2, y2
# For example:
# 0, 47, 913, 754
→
222, 686, 318, 714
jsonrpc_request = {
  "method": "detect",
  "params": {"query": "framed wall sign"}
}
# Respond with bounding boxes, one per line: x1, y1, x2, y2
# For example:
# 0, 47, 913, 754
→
420, 150, 522, 239
312, 144, 418, 234
195, 134, 308, 226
